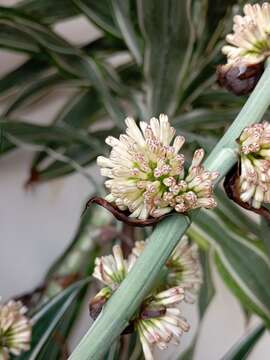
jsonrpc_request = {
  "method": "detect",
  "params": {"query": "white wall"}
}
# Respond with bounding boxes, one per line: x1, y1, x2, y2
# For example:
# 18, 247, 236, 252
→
0, 4, 269, 359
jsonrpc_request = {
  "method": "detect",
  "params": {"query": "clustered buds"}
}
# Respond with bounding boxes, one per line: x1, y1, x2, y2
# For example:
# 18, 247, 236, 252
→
218, 3, 270, 95
97, 114, 218, 220
238, 122, 270, 208
135, 287, 189, 360
91, 237, 201, 359
223, 3, 270, 66
131, 236, 202, 303
0, 299, 32, 359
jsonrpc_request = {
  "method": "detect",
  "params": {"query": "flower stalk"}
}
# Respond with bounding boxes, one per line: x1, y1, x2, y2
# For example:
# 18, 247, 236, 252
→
69, 59, 270, 360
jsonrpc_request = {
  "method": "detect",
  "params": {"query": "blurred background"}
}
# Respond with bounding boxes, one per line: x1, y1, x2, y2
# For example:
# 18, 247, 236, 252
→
1, 0, 270, 359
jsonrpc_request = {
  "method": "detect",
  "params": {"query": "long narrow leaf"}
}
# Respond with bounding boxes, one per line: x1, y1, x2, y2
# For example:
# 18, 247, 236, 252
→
0, 7, 125, 126
221, 323, 265, 360
17, 279, 90, 360
71, 0, 120, 37
111, 0, 142, 64
194, 211, 270, 326
137, 0, 193, 116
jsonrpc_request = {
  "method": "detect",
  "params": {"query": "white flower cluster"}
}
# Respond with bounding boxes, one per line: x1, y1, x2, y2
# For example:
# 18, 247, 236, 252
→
92, 237, 201, 360
136, 287, 189, 360
222, 3, 270, 65
131, 236, 202, 303
239, 122, 270, 208
97, 114, 218, 220
0, 299, 32, 359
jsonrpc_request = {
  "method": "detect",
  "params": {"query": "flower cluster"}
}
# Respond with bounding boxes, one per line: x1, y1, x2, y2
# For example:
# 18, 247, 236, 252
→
0, 299, 32, 359
239, 122, 270, 208
91, 237, 201, 359
131, 236, 202, 303
222, 3, 270, 66
97, 114, 218, 220
136, 287, 189, 360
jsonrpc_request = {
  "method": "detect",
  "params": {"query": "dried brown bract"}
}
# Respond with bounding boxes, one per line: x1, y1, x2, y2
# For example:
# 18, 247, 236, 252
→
217, 62, 264, 96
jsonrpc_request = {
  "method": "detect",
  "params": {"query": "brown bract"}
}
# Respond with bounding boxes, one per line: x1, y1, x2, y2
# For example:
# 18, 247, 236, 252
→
84, 196, 172, 227
224, 163, 270, 222
217, 62, 264, 96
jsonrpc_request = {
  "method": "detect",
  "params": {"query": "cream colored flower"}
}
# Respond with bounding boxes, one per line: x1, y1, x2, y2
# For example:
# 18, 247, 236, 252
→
135, 287, 189, 360
93, 245, 134, 291
239, 122, 270, 208
92, 245, 192, 359
0, 299, 32, 359
166, 236, 202, 302
97, 114, 218, 220
131, 236, 202, 303
222, 3, 270, 65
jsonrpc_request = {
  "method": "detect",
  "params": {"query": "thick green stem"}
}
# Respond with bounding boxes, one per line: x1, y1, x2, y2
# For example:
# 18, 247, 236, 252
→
70, 61, 270, 360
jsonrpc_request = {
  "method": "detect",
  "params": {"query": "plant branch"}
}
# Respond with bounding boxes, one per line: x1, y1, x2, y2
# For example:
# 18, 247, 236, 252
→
69, 60, 270, 360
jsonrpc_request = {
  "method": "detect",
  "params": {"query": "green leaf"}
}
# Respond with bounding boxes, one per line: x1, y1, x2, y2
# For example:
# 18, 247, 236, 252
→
198, 250, 215, 318
260, 217, 270, 258
178, 129, 217, 153
174, 109, 239, 130
137, 0, 193, 116
0, 6, 126, 126
195, 90, 246, 108
16, 0, 79, 24
205, 0, 235, 37
195, 211, 270, 326
17, 279, 90, 360
3, 72, 65, 116
221, 323, 265, 360
34, 143, 99, 181
0, 36, 126, 99
214, 188, 262, 238
0, 120, 98, 147
71, 0, 120, 37
0, 59, 49, 98
0, 22, 40, 54
176, 249, 215, 360
111, 0, 142, 64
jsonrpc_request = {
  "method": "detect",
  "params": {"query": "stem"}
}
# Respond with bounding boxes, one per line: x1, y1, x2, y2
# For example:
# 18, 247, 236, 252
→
70, 60, 270, 360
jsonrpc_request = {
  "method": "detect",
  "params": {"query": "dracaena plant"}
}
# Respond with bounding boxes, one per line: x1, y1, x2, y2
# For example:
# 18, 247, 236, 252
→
1, 1, 270, 359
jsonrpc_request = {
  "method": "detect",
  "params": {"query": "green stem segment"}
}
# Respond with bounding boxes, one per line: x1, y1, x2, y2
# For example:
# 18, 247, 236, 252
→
70, 60, 270, 360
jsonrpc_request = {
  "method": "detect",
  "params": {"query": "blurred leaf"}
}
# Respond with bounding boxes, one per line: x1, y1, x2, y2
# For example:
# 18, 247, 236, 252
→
178, 129, 217, 153
215, 188, 262, 238
177, 249, 215, 360
111, 0, 142, 64
205, 0, 235, 36
195, 90, 246, 108
34, 143, 99, 181
198, 250, 215, 318
260, 217, 270, 258
17, 279, 90, 360
0, 120, 98, 147
30, 130, 112, 182
0, 36, 126, 100
0, 59, 49, 98
28, 88, 106, 181
195, 211, 270, 326
0, 23, 40, 54
137, 0, 193, 116
16, 0, 79, 24
174, 108, 238, 129
54, 89, 103, 128
71, 0, 120, 37
104, 340, 120, 360
0, 6, 125, 126
27, 63, 141, 181
221, 323, 265, 360
3, 72, 65, 116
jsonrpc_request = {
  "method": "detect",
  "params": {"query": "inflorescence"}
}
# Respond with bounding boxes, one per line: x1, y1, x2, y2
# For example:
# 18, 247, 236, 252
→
97, 114, 218, 220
